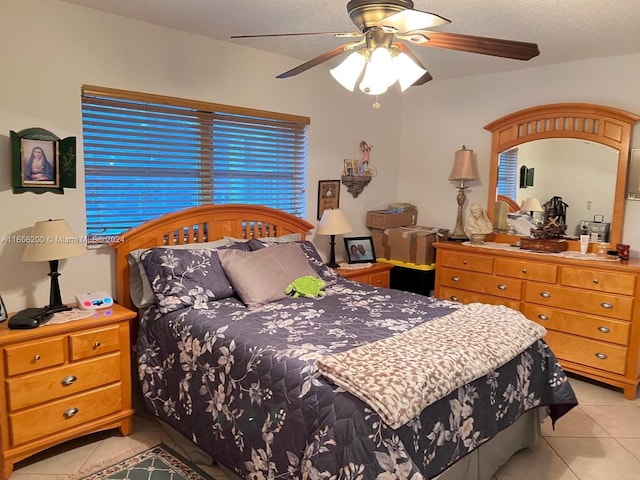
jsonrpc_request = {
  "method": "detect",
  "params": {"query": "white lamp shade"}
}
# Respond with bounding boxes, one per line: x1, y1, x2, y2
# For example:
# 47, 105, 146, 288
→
394, 52, 428, 91
330, 51, 366, 91
359, 47, 396, 95
520, 197, 544, 212
316, 209, 352, 236
22, 219, 87, 262
449, 146, 478, 181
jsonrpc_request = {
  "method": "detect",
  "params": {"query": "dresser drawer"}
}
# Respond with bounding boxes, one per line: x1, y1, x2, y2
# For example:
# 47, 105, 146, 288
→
6, 353, 121, 411
495, 258, 558, 283
368, 272, 390, 288
560, 266, 636, 295
524, 284, 633, 320
439, 251, 494, 273
438, 286, 521, 310
4, 337, 67, 376
545, 330, 627, 375
522, 304, 630, 346
9, 383, 123, 446
440, 268, 522, 300
69, 324, 121, 361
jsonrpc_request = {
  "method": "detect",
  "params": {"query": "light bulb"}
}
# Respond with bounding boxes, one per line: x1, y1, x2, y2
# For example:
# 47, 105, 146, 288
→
359, 47, 397, 95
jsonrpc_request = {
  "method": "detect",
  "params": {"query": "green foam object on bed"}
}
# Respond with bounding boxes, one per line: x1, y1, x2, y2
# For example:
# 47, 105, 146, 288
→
285, 275, 326, 298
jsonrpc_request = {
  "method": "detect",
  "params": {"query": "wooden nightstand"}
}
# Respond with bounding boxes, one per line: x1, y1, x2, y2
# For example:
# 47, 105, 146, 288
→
335, 262, 393, 288
0, 303, 136, 479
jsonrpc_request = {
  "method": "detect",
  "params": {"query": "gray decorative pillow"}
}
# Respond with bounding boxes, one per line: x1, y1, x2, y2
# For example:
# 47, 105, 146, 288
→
247, 239, 338, 285
140, 246, 239, 313
218, 242, 320, 308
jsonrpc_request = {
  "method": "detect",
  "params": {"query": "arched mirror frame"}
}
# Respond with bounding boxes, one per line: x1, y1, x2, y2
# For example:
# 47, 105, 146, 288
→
484, 103, 639, 247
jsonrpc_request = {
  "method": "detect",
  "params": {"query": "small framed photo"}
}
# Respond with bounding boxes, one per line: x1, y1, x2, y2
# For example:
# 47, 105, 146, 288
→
317, 179, 340, 220
20, 138, 58, 186
344, 236, 376, 264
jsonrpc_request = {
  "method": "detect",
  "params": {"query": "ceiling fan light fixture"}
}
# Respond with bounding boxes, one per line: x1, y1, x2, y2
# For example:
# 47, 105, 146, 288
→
330, 51, 367, 91
394, 51, 428, 91
359, 47, 396, 95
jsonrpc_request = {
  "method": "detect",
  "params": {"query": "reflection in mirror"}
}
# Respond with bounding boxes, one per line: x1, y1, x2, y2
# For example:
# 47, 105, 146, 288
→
497, 139, 618, 238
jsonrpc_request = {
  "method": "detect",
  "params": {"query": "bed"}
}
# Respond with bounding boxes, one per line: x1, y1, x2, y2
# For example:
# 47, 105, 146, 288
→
113, 204, 578, 480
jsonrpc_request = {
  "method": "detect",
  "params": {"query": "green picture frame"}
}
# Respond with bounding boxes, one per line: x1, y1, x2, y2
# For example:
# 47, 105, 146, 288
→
11, 127, 76, 194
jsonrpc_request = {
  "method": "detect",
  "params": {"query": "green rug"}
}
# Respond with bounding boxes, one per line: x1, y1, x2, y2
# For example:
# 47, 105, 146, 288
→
76, 443, 214, 480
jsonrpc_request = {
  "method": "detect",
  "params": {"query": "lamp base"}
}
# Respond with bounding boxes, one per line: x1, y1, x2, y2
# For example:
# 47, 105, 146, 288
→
326, 234, 339, 268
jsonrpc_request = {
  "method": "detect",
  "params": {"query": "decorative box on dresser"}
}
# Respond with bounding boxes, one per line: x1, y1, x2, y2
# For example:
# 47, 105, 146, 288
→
434, 241, 640, 400
0, 303, 136, 479
335, 262, 393, 288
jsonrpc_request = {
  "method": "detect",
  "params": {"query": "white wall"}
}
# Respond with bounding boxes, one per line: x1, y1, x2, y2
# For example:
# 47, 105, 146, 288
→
0, 0, 401, 310
398, 54, 640, 253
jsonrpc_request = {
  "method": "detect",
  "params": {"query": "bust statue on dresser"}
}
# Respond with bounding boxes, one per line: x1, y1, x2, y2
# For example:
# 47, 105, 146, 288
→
464, 203, 494, 242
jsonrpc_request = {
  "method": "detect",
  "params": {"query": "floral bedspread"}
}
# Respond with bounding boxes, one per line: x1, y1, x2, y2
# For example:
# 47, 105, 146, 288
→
137, 277, 577, 480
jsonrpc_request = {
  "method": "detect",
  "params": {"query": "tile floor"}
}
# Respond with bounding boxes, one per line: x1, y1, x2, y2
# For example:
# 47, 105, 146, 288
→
10, 374, 640, 480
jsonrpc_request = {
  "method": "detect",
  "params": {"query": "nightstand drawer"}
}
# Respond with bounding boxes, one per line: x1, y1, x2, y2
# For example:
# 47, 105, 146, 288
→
4, 337, 66, 376
9, 383, 123, 446
6, 353, 121, 411
69, 324, 120, 361
369, 271, 390, 288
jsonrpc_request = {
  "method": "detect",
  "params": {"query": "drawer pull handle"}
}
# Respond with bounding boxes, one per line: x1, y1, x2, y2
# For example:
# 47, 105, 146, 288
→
522, 268, 527, 274
593, 278, 600, 284
497, 284, 507, 291
463, 260, 468, 265
93, 341, 102, 349
537, 314, 549, 321
595, 352, 608, 360
63, 407, 79, 419
33, 354, 41, 362
451, 276, 460, 282
540, 291, 551, 299
61, 375, 77, 386
450, 296, 459, 302
598, 326, 610, 334
600, 302, 613, 309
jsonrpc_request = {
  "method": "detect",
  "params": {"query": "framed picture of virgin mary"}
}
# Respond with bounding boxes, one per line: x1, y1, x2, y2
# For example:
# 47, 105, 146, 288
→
11, 127, 76, 194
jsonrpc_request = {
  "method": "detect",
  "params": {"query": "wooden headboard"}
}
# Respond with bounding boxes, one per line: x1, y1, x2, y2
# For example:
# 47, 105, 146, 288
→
111, 204, 315, 312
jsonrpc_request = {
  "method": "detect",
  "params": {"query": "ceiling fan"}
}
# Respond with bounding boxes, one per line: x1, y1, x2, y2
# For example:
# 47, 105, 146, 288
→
231, 0, 540, 95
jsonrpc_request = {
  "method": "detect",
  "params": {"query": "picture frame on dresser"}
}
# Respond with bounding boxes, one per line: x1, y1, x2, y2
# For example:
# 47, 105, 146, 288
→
344, 236, 376, 263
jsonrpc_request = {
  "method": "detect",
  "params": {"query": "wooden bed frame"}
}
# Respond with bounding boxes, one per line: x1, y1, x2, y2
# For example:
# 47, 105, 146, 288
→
113, 203, 548, 480
112, 204, 314, 312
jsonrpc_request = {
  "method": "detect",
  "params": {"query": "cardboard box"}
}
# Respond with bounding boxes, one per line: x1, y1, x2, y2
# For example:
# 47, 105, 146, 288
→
370, 228, 390, 259
366, 209, 417, 229
387, 226, 449, 265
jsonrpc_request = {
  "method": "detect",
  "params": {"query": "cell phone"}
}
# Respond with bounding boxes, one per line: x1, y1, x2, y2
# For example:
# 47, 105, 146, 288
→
0, 294, 7, 323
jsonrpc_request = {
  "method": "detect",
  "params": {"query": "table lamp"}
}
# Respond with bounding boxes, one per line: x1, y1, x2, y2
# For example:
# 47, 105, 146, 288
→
448, 146, 479, 240
316, 209, 352, 268
21, 219, 87, 309
520, 197, 543, 220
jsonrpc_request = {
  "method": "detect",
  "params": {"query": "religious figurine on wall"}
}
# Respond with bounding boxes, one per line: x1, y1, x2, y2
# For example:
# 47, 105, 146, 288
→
464, 202, 494, 242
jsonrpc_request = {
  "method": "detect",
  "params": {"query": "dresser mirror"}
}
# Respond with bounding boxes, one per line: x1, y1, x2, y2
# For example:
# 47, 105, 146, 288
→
484, 103, 640, 247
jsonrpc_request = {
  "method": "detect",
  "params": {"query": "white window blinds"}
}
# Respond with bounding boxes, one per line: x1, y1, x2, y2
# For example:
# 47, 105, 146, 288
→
81, 85, 309, 237
497, 148, 518, 199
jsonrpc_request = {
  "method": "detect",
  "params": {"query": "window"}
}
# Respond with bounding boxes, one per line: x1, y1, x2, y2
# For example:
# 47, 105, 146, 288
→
81, 85, 309, 237
497, 147, 518, 199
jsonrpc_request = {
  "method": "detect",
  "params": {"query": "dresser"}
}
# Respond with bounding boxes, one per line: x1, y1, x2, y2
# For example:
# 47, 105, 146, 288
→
335, 262, 393, 288
434, 241, 640, 400
0, 304, 136, 479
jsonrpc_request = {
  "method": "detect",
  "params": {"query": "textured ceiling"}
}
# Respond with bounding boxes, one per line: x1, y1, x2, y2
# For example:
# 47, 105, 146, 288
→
60, 0, 640, 81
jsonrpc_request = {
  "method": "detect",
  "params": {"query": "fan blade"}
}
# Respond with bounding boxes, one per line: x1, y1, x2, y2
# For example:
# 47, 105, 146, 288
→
231, 32, 362, 39
276, 41, 365, 79
376, 9, 450, 33
411, 31, 539, 60
393, 42, 432, 86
